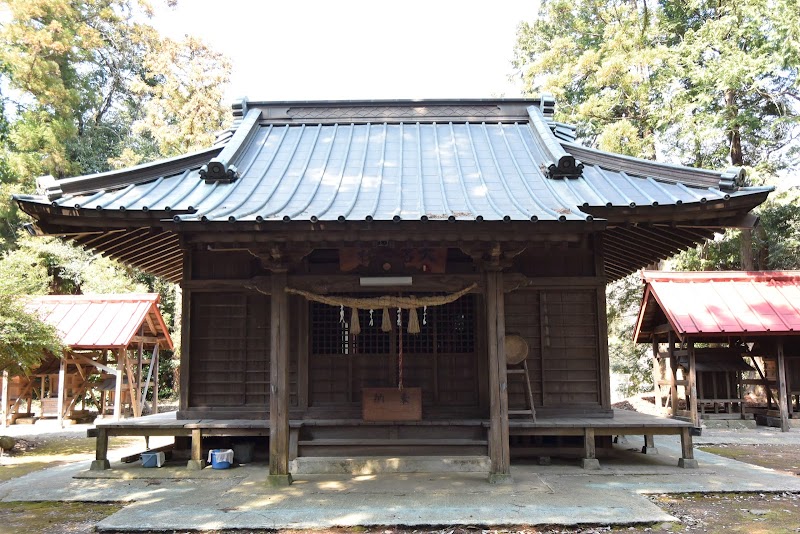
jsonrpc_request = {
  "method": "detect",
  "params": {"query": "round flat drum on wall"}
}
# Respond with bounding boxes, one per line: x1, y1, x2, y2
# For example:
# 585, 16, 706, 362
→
505, 334, 529, 364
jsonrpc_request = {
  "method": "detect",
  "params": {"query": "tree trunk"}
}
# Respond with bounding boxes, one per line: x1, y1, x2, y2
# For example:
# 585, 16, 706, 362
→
726, 88, 757, 270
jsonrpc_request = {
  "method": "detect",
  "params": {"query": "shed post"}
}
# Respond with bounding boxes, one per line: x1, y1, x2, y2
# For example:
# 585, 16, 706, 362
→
485, 269, 511, 483
1, 370, 9, 428
668, 331, 678, 417
268, 270, 292, 486
152, 346, 160, 416
113, 365, 123, 421
57, 354, 67, 428
687, 341, 699, 429
777, 338, 790, 432
651, 339, 661, 410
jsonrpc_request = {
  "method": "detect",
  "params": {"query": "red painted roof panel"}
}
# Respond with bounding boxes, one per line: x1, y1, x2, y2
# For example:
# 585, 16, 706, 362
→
24, 294, 173, 349
637, 271, 800, 340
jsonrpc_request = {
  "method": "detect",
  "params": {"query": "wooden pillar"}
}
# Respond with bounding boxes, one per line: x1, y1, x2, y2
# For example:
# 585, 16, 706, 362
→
297, 298, 309, 411
268, 271, 292, 485
582, 428, 600, 469
152, 347, 160, 416
485, 269, 511, 483
90, 427, 110, 470
642, 434, 658, 455
1, 370, 9, 428
57, 355, 66, 428
678, 427, 698, 468
687, 340, 699, 429
187, 427, 205, 469
668, 331, 679, 418
651, 339, 661, 410
113, 366, 123, 421
777, 339, 790, 432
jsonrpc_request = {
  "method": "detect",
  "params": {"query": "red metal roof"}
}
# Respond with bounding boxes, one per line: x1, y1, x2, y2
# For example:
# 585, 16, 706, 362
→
24, 294, 173, 350
635, 271, 800, 342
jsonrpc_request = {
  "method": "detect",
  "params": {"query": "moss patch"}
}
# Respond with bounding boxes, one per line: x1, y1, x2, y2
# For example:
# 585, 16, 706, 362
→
0, 501, 122, 533
699, 444, 800, 475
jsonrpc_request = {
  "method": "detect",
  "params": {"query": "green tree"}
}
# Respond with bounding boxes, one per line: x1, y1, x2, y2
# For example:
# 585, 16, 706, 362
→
514, 0, 800, 398
513, 0, 800, 171
0, 294, 64, 373
0, 0, 230, 246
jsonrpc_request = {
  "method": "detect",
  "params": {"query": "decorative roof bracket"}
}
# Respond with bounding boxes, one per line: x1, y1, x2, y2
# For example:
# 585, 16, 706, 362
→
527, 106, 584, 179
200, 106, 262, 184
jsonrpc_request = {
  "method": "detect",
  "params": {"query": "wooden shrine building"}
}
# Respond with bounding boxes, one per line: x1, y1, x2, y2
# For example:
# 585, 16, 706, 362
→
13, 98, 773, 482
1, 294, 173, 427
635, 270, 800, 432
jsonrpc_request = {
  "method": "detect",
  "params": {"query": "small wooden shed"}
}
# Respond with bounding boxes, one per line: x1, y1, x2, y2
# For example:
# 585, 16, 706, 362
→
1, 294, 173, 426
635, 271, 800, 431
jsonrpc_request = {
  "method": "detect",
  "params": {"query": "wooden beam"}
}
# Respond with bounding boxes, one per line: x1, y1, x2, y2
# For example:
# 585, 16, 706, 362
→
652, 339, 662, 410
57, 355, 66, 428
687, 341, 699, 428
179, 248, 192, 413
153, 347, 160, 416
113, 366, 123, 421
485, 269, 511, 483
1, 370, 9, 428
777, 339, 790, 432
121, 348, 140, 418
669, 331, 679, 417
296, 296, 309, 411
268, 271, 292, 485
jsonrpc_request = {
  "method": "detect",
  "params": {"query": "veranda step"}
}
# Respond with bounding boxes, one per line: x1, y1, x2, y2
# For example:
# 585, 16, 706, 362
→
289, 455, 491, 475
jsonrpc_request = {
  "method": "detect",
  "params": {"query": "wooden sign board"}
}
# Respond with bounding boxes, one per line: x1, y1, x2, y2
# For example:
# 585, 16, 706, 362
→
362, 387, 422, 421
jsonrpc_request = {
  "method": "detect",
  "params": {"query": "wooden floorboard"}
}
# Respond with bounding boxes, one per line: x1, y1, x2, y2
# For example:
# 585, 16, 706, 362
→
92, 409, 689, 432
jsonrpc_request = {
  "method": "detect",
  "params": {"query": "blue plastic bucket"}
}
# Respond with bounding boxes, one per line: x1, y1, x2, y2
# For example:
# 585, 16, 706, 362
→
209, 448, 233, 469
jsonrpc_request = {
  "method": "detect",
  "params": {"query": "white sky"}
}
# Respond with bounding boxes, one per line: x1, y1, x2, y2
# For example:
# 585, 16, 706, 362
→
150, 0, 539, 103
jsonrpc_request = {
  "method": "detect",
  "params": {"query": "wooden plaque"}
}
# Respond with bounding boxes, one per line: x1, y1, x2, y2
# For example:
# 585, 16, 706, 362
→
362, 387, 422, 421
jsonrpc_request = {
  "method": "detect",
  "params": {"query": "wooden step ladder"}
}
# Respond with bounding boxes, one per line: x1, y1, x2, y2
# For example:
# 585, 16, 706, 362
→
507, 360, 536, 421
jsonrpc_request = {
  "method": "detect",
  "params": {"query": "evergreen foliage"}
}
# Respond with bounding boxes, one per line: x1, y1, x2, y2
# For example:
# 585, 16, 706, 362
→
0, 1, 228, 379
514, 0, 800, 398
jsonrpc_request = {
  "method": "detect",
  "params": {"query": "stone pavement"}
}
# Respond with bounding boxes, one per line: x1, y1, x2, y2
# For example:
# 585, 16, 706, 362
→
1, 429, 800, 531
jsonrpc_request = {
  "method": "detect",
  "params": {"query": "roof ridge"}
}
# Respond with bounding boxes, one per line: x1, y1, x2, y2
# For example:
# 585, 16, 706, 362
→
24, 147, 222, 201
563, 142, 745, 192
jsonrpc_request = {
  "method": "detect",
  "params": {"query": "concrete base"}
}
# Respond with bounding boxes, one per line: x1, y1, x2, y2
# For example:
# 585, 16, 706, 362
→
290, 455, 491, 475
641, 446, 659, 455
90, 459, 110, 471
487, 472, 513, 484
678, 458, 699, 469
186, 459, 205, 470
266, 474, 293, 487
581, 458, 601, 470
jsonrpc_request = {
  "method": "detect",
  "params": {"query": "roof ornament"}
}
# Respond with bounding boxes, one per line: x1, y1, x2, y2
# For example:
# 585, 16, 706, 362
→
719, 167, 746, 191
538, 92, 556, 119
200, 105, 262, 184
36, 175, 63, 200
527, 106, 584, 179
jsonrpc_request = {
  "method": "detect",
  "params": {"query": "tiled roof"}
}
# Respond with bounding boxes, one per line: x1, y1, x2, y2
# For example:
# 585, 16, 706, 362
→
13, 99, 774, 282
24, 294, 173, 349
635, 271, 800, 341
18, 100, 768, 224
